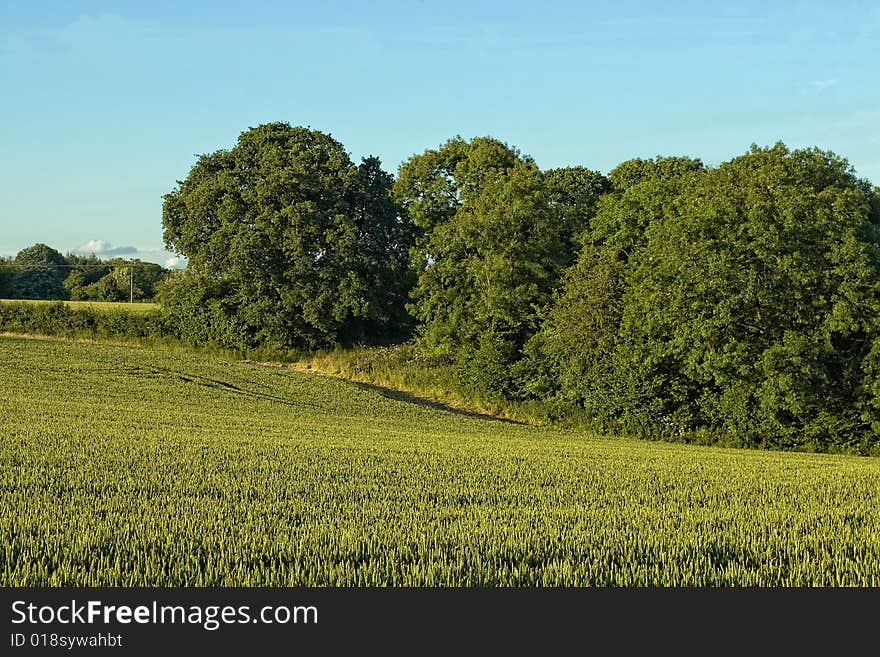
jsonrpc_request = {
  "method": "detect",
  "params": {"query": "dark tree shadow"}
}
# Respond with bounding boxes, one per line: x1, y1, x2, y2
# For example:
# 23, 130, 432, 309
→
118, 365, 320, 408
175, 372, 321, 408
351, 380, 526, 425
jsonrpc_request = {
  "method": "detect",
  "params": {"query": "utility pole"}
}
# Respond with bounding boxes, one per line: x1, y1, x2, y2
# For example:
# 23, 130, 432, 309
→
130, 266, 133, 303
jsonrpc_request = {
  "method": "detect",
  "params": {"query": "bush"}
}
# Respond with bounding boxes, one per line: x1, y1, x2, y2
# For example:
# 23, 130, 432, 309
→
0, 302, 169, 341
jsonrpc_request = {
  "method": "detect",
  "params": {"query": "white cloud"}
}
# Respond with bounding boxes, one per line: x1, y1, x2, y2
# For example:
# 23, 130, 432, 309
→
76, 239, 137, 256
77, 239, 110, 253
72, 240, 186, 268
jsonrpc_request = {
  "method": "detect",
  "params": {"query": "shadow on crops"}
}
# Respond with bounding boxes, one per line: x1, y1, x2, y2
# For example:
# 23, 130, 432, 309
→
176, 373, 317, 407
116, 364, 318, 408
351, 380, 526, 425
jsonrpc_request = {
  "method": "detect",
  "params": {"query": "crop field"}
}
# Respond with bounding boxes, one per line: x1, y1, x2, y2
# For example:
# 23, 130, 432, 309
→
1, 335, 879, 586
0, 299, 160, 314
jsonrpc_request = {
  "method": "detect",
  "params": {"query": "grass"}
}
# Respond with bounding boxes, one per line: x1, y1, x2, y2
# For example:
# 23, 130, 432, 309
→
292, 344, 553, 426
1, 334, 879, 586
0, 298, 160, 314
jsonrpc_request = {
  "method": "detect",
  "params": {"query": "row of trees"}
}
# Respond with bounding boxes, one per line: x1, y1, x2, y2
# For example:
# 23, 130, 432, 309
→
163, 123, 880, 451
0, 243, 168, 302
528, 147, 880, 452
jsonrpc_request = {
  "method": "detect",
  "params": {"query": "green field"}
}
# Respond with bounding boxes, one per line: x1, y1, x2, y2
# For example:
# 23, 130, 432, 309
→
1, 335, 879, 586
0, 298, 160, 314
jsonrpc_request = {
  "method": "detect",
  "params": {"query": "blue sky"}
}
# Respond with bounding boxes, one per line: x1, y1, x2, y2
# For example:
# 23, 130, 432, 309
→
1, 1, 878, 266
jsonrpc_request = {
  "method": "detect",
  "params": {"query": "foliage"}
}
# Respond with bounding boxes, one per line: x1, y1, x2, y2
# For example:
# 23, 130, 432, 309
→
64, 258, 168, 302
531, 143, 880, 452
393, 135, 527, 238
589, 161, 705, 259
155, 270, 251, 350
162, 123, 415, 351
63, 256, 109, 300
543, 165, 612, 243
342, 156, 418, 343
0, 257, 13, 298
607, 155, 705, 191
2, 335, 879, 586
11, 243, 68, 300
1, 246, 169, 303
409, 162, 572, 395
0, 301, 167, 340
521, 246, 628, 414
395, 138, 613, 398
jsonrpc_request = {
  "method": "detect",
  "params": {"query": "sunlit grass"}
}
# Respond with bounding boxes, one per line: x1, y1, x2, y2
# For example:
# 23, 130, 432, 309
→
1, 335, 878, 586
0, 298, 159, 314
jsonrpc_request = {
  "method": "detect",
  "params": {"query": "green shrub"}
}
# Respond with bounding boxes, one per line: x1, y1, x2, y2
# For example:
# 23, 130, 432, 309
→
0, 301, 169, 342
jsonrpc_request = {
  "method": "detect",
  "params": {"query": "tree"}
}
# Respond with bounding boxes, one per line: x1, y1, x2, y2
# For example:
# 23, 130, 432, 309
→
531, 143, 880, 452
393, 135, 527, 241
590, 158, 705, 259
409, 162, 571, 393
162, 122, 415, 350
63, 253, 110, 300
520, 246, 628, 413
12, 243, 68, 299
396, 137, 613, 395
543, 166, 612, 241
342, 156, 417, 342
607, 155, 704, 191
0, 257, 13, 298
621, 144, 880, 450
61, 256, 167, 302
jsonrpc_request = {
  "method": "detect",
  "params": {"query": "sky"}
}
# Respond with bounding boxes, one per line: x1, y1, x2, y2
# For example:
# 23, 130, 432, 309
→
1, 1, 878, 266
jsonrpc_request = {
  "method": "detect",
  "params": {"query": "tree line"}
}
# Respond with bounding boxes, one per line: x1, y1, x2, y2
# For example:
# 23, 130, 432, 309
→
10, 122, 880, 453
0, 244, 168, 302
157, 123, 880, 452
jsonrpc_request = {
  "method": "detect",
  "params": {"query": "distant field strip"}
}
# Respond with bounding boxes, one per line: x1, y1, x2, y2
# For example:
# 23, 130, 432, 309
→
0, 299, 159, 314
1, 335, 878, 586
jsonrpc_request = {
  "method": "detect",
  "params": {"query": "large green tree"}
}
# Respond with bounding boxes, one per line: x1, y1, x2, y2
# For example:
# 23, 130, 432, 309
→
393, 135, 527, 237
531, 143, 880, 452
590, 158, 705, 259
397, 136, 612, 395
408, 161, 574, 394
522, 158, 703, 412
11, 243, 68, 299
393, 135, 530, 363
411, 162, 566, 346
161, 123, 415, 350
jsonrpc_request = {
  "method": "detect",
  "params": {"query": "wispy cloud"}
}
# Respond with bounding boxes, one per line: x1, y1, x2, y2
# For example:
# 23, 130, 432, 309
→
809, 78, 838, 93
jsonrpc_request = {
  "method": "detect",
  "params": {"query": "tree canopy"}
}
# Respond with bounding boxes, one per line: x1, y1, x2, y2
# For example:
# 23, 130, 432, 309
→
395, 137, 609, 393
11, 243, 67, 299
0, 246, 168, 302
544, 166, 612, 242
530, 143, 880, 451
607, 155, 704, 191
162, 122, 415, 350
393, 135, 527, 232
